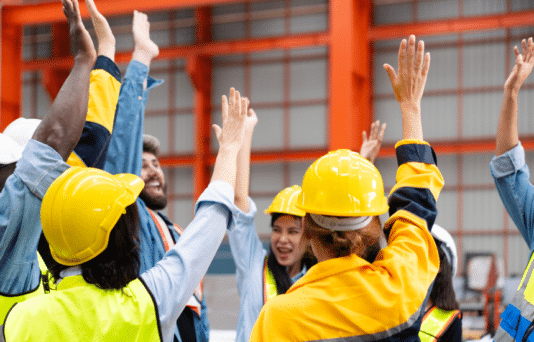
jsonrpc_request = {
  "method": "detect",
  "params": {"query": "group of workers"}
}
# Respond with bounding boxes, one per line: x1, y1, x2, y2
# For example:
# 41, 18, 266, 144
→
1, 0, 534, 341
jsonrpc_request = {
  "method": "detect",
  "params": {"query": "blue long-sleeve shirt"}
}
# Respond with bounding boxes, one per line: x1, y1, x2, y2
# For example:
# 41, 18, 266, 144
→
490, 142, 534, 250
104, 60, 211, 342
0, 140, 69, 294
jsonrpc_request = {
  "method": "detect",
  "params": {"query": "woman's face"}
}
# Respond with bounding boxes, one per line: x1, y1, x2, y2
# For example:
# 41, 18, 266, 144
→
270, 215, 307, 268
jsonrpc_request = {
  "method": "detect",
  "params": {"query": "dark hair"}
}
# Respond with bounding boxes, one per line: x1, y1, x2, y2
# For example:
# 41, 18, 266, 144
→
49, 204, 141, 290
0, 162, 17, 192
267, 213, 316, 295
430, 241, 460, 311
303, 214, 355, 258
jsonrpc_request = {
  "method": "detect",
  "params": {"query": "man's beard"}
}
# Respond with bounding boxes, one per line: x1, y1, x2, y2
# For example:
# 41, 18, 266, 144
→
139, 183, 168, 211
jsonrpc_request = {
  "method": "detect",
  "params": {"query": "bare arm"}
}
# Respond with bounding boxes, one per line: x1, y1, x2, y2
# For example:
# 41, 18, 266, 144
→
234, 98, 258, 212
384, 35, 430, 140
496, 38, 534, 156
31, 0, 96, 161
360, 120, 386, 164
211, 88, 247, 189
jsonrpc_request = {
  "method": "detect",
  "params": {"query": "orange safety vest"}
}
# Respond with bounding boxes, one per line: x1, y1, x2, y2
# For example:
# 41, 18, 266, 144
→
147, 209, 204, 317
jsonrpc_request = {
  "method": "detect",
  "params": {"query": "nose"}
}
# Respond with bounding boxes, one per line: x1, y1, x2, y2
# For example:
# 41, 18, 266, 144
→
279, 232, 289, 243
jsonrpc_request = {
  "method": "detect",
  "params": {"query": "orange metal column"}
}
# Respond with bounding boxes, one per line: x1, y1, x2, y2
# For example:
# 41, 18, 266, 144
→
1, 12, 22, 131
329, 0, 371, 151
188, 6, 212, 200
41, 22, 70, 99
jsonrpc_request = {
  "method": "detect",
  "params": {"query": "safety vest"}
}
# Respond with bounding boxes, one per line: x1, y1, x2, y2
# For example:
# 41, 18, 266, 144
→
496, 252, 534, 341
3, 275, 161, 342
148, 209, 204, 317
0, 253, 53, 322
263, 256, 278, 304
419, 306, 461, 342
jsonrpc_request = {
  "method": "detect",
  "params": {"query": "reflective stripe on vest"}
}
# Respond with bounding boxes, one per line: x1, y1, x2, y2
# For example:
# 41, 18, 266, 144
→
147, 209, 203, 317
0, 253, 52, 322
495, 252, 534, 341
418, 306, 460, 342
3, 276, 161, 342
263, 256, 278, 304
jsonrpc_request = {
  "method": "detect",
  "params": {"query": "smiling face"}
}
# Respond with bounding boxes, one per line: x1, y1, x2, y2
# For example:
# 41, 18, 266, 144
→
139, 151, 168, 210
270, 214, 307, 276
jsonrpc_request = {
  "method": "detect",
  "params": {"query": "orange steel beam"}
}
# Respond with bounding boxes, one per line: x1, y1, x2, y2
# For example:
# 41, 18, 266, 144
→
369, 10, 534, 41
22, 32, 330, 71
41, 22, 70, 99
189, 6, 212, 201
2, 0, 243, 26
0, 21, 22, 131
329, 0, 371, 151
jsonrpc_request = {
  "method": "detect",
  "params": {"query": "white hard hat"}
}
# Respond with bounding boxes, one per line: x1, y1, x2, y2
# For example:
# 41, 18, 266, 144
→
3, 118, 41, 148
0, 133, 23, 164
431, 224, 458, 277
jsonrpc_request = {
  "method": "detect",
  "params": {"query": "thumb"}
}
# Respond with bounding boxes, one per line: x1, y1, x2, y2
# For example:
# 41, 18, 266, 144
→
383, 64, 397, 84
212, 124, 222, 140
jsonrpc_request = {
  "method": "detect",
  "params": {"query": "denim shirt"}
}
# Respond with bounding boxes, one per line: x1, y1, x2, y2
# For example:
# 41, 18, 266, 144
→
490, 142, 534, 250
0, 140, 69, 294
103, 60, 212, 342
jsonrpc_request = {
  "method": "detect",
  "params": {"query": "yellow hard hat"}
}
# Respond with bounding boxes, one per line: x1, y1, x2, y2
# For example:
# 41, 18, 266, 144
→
41, 167, 144, 266
264, 185, 306, 217
296, 149, 389, 217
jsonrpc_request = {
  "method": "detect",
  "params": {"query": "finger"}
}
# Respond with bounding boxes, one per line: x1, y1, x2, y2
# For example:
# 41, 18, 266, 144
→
378, 123, 386, 142
528, 38, 534, 62
522, 39, 528, 59
228, 88, 235, 116
383, 64, 398, 85
407, 35, 416, 75
221, 95, 229, 123
362, 130, 368, 142
514, 45, 520, 60
212, 124, 222, 140
71, 0, 81, 18
415, 40, 425, 73
421, 52, 431, 78
397, 39, 407, 74
235, 90, 241, 119
370, 120, 379, 139
241, 98, 247, 119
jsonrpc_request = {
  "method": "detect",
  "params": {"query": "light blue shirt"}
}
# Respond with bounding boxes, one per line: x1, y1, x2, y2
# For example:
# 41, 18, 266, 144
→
0, 140, 69, 294
104, 60, 211, 342
490, 141, 534, 250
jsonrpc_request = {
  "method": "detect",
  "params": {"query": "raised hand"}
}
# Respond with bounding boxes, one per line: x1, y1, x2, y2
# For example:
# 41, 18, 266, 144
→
63, 0, 96, 63
132, 10, 159, 67
505, 38, 534, 93
360, 120, 386, 164
383, 35, 429, 140
213, 88, 247, 152
242, 98, 258, 137
85, 0, 115, 60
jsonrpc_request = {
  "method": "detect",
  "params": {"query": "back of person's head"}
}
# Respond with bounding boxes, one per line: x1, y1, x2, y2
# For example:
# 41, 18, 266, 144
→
41, 167, 144, 289
296, 149, 388, 260
430, 225, 459, 310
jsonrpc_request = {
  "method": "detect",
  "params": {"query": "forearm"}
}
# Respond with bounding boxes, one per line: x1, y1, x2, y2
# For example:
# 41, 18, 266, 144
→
399, 102, 423, 141
211, 145, 240, 189
235, 132, 253, 212
32, 56, 94, 160
496, 88, 519, 156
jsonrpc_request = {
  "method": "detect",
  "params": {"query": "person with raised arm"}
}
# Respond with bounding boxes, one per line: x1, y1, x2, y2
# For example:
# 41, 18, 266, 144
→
0, 0, 95, 317
249, 35, 443, 342
1, 88, 247, 342
489, 38, 534, 341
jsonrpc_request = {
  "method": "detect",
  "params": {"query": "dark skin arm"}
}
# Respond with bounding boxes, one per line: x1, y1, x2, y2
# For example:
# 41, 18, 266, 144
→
31, 0, 96, 161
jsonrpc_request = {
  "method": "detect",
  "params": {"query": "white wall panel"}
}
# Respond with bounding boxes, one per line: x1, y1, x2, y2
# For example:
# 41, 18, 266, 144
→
462, 153, 495, 185
211, 66, 245, 104
144, 115, 169, 154
463, 0, 505, 16
462, 189, 503, 231
251, 18, 285, 37
145, 72, 170, 111
463, 43, 506, 88
251, 63, 284, 103
289, 105, 327, 148
424, 48, 458, 91
171, 167, 193, 195
462, 235, 503, 260
374, 156, 398, 189
172, 199, 194, 230
252, 197, 275, 235
212, 22, 245, 41
462, 91, 501, 138
250, 163, 284, 193
373, 3, 412, 25
507, 234, 530, 276
373, 51, 398, 95
290, 60, 326, 101
249, 107, 284, 150
421, 95, 458, 140
435, 190, 458, 230
374, 99, 404, 144
174, 69, 194, 109
174, 113, 194, 153
417, 0, 458, 20
291, 13, 327, 34
516, 89, 534, 135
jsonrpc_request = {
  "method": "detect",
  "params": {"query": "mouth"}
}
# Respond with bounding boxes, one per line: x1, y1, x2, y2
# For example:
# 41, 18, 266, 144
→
276, 247, 293, 258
